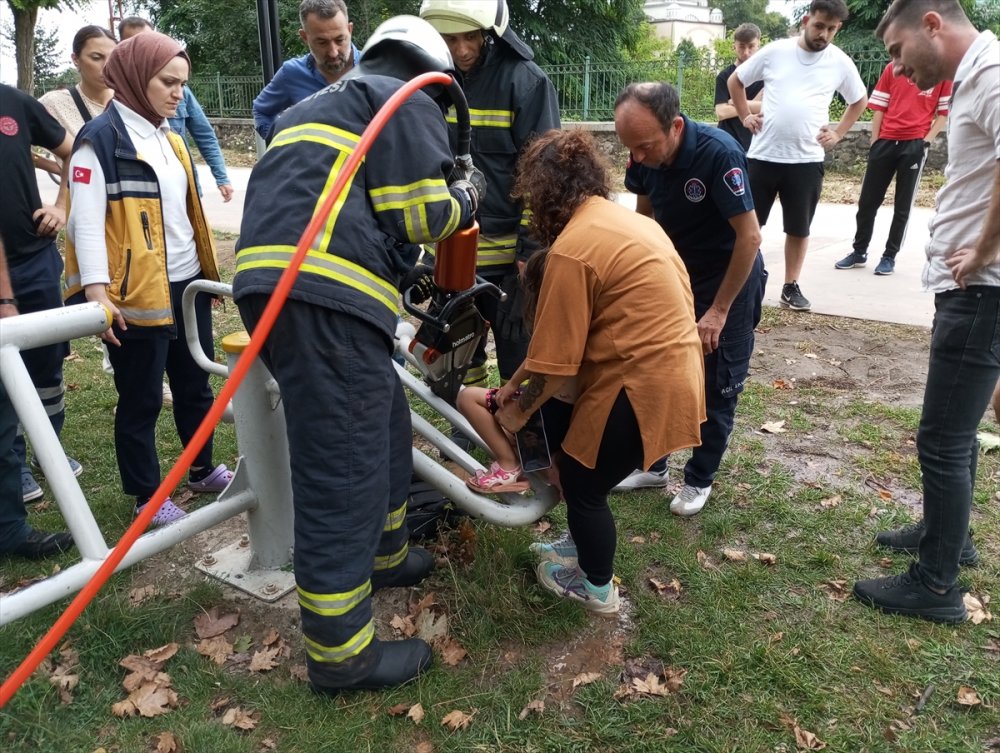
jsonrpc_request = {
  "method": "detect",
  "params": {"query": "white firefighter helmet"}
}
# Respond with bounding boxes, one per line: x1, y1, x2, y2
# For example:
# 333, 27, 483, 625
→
359, 15, 456, 80
418, 0, 509, 36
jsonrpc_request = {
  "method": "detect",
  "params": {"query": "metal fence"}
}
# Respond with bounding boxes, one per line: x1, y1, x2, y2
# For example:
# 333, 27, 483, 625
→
183, 45, 892, 122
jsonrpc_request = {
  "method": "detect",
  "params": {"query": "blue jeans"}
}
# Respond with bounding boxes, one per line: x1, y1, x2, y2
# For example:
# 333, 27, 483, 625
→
917, 287, 1000, 589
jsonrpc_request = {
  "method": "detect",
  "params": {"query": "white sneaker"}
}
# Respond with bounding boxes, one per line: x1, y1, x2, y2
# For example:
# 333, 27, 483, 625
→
612, 467, 668, 492
669, 484, 712, 517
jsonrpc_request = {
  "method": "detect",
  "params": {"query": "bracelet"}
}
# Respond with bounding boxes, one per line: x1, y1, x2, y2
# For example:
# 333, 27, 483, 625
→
0, 298, 17, 306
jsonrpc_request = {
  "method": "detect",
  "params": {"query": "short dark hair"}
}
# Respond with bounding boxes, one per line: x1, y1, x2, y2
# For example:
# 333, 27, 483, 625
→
876, 0, 968, 39
73, 25, 115, 56
733, 23, 761, 43
614, 82, 680, 134
808, 0, 849, 21
299, 0, 349, 28
512, 130, 612, 246
118, 16, 152, 39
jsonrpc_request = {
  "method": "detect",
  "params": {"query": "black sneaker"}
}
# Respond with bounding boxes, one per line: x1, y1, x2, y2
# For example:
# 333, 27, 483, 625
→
780, 282, 811, 311
834, 252, 867, 269
875, 520, 978, 566
5, 529, 74, 560
852, 564, 967, 623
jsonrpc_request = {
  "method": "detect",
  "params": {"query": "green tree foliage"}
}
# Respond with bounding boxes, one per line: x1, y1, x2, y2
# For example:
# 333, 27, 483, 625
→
712, 0, 790, 39
6, 0, 82, 92
507, 0, 649, 65
841, 0, 1000, 43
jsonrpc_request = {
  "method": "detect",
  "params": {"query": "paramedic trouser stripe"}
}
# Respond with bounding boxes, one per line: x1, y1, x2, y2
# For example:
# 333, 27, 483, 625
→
237, 295, 414, 684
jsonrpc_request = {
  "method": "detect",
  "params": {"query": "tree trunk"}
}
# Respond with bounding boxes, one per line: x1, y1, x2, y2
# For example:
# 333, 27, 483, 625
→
11, 4, 39, 94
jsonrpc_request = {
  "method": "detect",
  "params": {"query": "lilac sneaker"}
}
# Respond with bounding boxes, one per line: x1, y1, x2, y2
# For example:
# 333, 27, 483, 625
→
188, 464, 234, 494
136, 498, 187, 527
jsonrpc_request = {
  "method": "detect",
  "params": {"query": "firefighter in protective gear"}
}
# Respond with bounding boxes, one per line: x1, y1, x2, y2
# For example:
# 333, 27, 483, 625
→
232, 15, 478, 694
420, 0, 560, 388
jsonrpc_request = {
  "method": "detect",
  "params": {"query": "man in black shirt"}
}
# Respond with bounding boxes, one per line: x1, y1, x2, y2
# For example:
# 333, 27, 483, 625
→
714, 23, 763, 152
0, 84, 79, 506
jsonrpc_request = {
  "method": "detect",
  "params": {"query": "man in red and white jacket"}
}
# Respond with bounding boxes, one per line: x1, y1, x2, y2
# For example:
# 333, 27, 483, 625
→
835, 63, 952, 275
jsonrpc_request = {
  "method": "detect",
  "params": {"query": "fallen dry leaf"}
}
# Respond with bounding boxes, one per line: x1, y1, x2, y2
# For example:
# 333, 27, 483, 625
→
630, 535, 646, 545
518, 699, 544, 720
262, 629, 281, 647
769, 632, 784, 645
761, 420, 787, 434
571, 671, 602, 689
388, 703, 410, 716
753, 552, 777, 565
414, 743, 434, 753
390, 613, 417, 637
409, 593, 437, 619
793, 724, 827, 750
112, 682, 179, 718
878, 489, 893, 501
128, 585, 158, 606
210, 696, 232, 714
440, 709, 474, 731
439, 638, 467, 666
722, 548, 747, 562
415, 609, 449, 646
145, 644, 179, 664
964, 593, 993, 625
956, 685, 982, 706
193, 607, 240, 639
407, 703, 425, 724
819, 580, 851, 602
288, 664, 309, 683
648, 577, 683, 600
614, 664, 686, 700
196, 637, 233, 666
533, 520, 552, 534
221, 706, 259, 730
772, 378, 794, 390
249, 646, 281, 672
879, 557, 894, 568
905, 638, 923, 651
696, 549, 720, 571
154, 730, 181, 752
819, 495, 841, 508
649, 531, 662, 543
49, 663, 79, 705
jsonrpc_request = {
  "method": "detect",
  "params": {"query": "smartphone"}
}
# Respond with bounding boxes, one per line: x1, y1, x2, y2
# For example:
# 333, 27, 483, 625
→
515, 410, 551, 473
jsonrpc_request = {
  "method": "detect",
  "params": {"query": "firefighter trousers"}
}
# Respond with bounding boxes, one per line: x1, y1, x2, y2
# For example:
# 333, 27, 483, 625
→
238, 295, 412, 684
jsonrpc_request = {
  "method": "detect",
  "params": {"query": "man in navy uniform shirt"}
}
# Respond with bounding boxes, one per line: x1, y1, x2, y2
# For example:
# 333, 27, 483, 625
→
612, 81, 767, 517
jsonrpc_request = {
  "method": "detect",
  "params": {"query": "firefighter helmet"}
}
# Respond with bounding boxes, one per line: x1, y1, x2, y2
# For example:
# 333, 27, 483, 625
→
359, 15, 456, 80
418, 0, 509, 36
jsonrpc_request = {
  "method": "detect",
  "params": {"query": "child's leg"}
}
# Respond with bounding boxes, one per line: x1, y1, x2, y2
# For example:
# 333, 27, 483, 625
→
457, 387, 520, 470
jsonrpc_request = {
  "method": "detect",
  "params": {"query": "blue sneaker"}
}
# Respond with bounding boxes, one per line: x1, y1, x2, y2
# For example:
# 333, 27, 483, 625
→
529, 531, 578, 566
874, 256, 895, 276
21, 468, 42, 503
29, 455, 83, 478
536, 561, 620, 614
834, 252, 867, 269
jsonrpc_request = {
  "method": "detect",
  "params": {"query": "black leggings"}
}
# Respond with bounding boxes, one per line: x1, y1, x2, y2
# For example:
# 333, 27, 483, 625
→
543, 390, 645, 586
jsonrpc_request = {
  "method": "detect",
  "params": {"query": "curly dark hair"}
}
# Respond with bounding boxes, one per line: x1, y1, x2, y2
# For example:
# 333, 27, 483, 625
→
512, 129, 612, 246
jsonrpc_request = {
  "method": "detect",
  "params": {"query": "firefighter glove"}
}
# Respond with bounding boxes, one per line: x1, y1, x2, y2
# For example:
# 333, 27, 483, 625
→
450, 155, 488, 203
450, 179, 479, 217
495, 271, 528, 342
401, 264, 436, 305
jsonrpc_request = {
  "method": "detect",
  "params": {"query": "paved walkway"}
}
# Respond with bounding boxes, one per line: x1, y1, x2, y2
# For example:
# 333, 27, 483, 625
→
40, 165, 936, 329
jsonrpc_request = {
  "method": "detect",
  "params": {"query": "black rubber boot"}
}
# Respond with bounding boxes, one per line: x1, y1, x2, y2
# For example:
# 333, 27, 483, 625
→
372, 547, 435, 591
311, 638, 433, 694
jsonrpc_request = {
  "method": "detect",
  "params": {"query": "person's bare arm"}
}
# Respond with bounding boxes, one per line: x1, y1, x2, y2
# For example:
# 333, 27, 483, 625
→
715, 97, 762, 121
728, 71, 762, 134
32, 133, 74, 235
32, 151, 62, 176
818, 95, 868, 150
925, 113, 947, 144
869, 109, 884, 145
495, 372, 572, 433
697, 210, 761, 354
946, 161, 1000, 288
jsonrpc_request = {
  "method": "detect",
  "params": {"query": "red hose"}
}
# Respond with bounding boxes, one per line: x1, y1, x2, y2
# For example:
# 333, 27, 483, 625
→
0, 71, 454, 708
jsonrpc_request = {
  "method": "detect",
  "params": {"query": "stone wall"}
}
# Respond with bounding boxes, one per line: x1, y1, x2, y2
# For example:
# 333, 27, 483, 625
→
209, 118, 948, 173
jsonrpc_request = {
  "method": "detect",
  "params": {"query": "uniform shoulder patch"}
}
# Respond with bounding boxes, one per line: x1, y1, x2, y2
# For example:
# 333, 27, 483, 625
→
723, 167, 746, 196
72, 166, 92, 184
684, 178, 706, 203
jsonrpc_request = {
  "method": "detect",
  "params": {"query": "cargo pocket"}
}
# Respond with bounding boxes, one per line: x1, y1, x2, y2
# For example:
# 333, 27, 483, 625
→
716, 331, 754, 399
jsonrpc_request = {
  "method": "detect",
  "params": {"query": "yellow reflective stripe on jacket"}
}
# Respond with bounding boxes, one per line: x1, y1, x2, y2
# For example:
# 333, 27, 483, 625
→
118, 305, 173, 322
477, 233, 518, 267
304, 621, 375, 663
370, 180, 461, 242
235, 245, 400, 314
383, 502, 406, 533
269, 122, 361, 153
463, 364, 488, 386
373, 542, 409, 571
446, 107, 514, 128
298, 582, 371, 617
313, 151, 356, 255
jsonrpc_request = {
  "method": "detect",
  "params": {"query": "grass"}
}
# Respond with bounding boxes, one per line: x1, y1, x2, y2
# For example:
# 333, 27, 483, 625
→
1, 280, 998, 752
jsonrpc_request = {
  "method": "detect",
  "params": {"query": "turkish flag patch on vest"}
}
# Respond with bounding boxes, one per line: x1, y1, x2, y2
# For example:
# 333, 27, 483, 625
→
72, 166, 92, 184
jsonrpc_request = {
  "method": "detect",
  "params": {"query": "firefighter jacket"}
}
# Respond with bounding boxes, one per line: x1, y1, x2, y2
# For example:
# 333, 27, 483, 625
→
64, 104, 220, 334
449, 32, 560, 273
233, 74, 472, 340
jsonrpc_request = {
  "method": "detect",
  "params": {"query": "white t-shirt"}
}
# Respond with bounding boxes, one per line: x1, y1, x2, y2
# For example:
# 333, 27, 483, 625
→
38, 86, 107, 139
923, 30, 1000, 292
68, 101, 201, 286
735, 37, 867, 163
